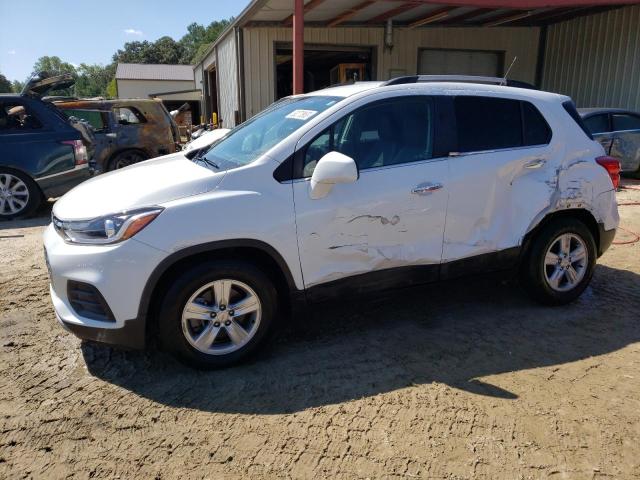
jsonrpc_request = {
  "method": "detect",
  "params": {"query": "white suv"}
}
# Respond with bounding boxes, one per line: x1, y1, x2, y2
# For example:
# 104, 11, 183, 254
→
44, 78, 620, 368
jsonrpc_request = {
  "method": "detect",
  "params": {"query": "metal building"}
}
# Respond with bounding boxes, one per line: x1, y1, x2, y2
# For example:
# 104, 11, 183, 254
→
194, 0, 640, 128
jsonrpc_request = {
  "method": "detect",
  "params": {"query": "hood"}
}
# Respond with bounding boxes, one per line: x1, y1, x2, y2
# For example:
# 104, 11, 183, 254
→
22, 72, 75, 97
53, 153, 224, 220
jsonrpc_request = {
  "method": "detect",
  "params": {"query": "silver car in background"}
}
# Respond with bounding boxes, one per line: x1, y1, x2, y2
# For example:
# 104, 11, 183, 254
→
579, 108, 640, 177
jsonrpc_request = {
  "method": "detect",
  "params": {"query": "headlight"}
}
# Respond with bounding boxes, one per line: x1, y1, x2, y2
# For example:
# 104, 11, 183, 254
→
53, 207, 163, 245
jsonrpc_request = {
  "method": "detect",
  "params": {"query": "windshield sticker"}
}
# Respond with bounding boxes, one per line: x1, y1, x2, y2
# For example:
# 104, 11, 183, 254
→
286, 109, 318, 121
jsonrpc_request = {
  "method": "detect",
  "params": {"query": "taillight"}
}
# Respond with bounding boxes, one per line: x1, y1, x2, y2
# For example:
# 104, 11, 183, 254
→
596, 155, 621, 189
62, 140, 88, 166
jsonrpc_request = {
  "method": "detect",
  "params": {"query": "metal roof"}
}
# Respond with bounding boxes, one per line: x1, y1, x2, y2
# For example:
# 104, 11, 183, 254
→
115, 63, 195, 81
241, 0, 637, 27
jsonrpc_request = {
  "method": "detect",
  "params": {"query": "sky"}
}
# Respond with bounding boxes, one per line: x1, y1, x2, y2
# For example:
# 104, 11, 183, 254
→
0, 0, 251, 82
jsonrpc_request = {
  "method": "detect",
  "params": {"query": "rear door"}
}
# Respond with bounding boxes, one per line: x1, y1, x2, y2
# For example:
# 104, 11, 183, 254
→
442, 96, 554, 267
610, 113, 640, 172
0, 99, 76, 177
292, 94, 449, 292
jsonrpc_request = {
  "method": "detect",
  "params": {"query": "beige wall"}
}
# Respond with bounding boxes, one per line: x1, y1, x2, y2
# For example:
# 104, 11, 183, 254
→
542, 5, 640, 110
242, 26, 540, 117
217, 31, 240, 128
116, 79, 195, 99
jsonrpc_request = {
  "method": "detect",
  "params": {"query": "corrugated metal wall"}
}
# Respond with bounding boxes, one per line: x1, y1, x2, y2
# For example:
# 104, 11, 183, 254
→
242, 26, 540, 117
542, 5, 640, 110
216, 31, 240, 128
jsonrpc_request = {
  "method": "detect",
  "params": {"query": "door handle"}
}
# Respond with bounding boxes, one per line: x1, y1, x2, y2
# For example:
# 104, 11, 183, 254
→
412, 183, 443, 195
524, 159, 546, 169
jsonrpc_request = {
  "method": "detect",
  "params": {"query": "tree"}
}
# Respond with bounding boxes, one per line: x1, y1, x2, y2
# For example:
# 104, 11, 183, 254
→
74, 63, 115, 97
106, 78, 118, 98
32, 56, 77, 77
0, 73, 11, 93
11, 80, 24, 93
113, 37, 184, 65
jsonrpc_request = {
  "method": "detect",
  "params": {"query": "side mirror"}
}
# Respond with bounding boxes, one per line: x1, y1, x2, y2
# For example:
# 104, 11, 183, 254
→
310, 151, 358, 199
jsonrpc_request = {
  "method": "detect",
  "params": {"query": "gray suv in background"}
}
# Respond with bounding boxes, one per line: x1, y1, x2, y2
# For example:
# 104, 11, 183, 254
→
580, 108, 640, 177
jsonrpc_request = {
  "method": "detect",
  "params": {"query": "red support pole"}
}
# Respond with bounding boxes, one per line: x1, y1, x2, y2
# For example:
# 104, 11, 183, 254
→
293, 0, 304, 94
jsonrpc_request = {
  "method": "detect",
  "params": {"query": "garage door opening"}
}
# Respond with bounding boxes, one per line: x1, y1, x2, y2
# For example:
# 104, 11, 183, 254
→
418, 48, 505, 77
275, 44, 374, 100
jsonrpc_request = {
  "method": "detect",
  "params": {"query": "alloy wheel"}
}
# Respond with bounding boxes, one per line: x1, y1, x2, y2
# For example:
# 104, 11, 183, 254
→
181, 279, 262, 355
543, 233, 588, 292
0, 173, 30, 216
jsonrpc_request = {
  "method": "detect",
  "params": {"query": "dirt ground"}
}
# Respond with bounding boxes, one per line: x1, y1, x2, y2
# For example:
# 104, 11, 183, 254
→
1, 180, 639, 480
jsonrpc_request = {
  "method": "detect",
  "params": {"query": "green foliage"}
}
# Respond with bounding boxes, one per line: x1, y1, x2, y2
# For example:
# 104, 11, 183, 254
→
113, 19, 233, 65
106, 78, 118, 99
32, 56, 78, 77
7, 17, 233, 98
11, 80, 24, 93
75, 63, 116, 98
0, 73, 11, 93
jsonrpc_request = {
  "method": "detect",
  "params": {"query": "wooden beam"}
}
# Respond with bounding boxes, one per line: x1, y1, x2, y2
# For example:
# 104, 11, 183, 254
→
282, 0, 328, 26
437, 7, 493, 25
367, 2, 421, 24
484, 10, 533, 26
326, 0, 376, 27
408, 6, 458, 28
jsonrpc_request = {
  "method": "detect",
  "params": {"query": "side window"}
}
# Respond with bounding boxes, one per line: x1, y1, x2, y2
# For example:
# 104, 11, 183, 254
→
0, 102, 43, 132
302, 96, 433, 177
62, 109, 107, 132
455, 96, 522, 152
522, 101, 552, 146
612, 113, 640, 132
583, 114, 610, 134
114, 107, 145, 125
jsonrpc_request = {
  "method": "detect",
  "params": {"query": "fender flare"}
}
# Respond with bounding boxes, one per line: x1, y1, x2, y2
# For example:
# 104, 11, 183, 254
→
136, 238, 299, 322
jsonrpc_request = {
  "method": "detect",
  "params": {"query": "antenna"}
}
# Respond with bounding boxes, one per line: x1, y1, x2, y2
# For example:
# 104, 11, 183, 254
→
501, 56, 518, 86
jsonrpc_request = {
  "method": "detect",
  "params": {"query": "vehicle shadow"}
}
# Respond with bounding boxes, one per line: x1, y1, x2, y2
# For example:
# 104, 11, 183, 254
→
82, 264, 640, 414
0, 201, 52, 231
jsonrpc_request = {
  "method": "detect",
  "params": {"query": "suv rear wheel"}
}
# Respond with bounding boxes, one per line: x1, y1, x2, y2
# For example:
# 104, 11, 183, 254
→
158, 260, 278, 369
521, 218, 596, 305
109, 150, 148, 170
0, 169, 41, 220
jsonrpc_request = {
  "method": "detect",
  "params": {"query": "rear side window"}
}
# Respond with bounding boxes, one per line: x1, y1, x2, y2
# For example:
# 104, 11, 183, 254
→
562, 100, 593, 140
62, 109, 107, 132
522, 102, 552, 146
115, 107, 145, 125
583, 114, 610, 134
454, 97, 551, 152
612, 113, 640, 132
0, 102, 43, 131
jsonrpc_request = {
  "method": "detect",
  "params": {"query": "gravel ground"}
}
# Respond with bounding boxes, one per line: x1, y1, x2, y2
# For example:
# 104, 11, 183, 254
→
1, 179, 639, 479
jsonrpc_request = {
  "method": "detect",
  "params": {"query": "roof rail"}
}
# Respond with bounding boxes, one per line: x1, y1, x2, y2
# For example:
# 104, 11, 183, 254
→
382, 75, 537, 89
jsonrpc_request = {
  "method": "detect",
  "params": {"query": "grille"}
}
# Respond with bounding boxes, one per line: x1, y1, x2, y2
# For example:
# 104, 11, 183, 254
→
67, 281, 115, 322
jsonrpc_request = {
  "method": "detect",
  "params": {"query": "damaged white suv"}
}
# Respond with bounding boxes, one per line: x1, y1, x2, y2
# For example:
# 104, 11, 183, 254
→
44, 77, 620, 368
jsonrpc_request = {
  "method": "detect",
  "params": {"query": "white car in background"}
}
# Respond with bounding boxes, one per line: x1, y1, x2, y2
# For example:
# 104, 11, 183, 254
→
183, 128, 230, 152
44, 77, 620, 369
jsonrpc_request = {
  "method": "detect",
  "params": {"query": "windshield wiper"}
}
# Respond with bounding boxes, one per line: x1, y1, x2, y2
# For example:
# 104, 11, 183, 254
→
195, 154, 220, 170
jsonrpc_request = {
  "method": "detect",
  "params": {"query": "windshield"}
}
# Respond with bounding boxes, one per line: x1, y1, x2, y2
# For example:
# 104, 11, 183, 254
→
201, 95, 341, 170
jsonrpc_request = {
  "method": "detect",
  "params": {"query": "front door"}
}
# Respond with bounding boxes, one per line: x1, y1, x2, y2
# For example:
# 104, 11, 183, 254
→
292, 95, 449, 291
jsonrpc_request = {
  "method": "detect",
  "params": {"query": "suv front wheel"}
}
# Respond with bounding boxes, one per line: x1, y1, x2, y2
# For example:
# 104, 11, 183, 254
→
158, 260, 278, 368
521, 218, 596, 305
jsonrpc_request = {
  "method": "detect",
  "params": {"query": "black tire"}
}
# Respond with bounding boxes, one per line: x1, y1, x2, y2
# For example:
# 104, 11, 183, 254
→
0, 169, 42, 220
108, 150, 148, 171
158, 260, 278, 369
520, 218, 597, 305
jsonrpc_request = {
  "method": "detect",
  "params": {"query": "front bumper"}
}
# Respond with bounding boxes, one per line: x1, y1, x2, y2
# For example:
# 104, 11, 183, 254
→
52, 286, 146, 349
44, 224, 167, 349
